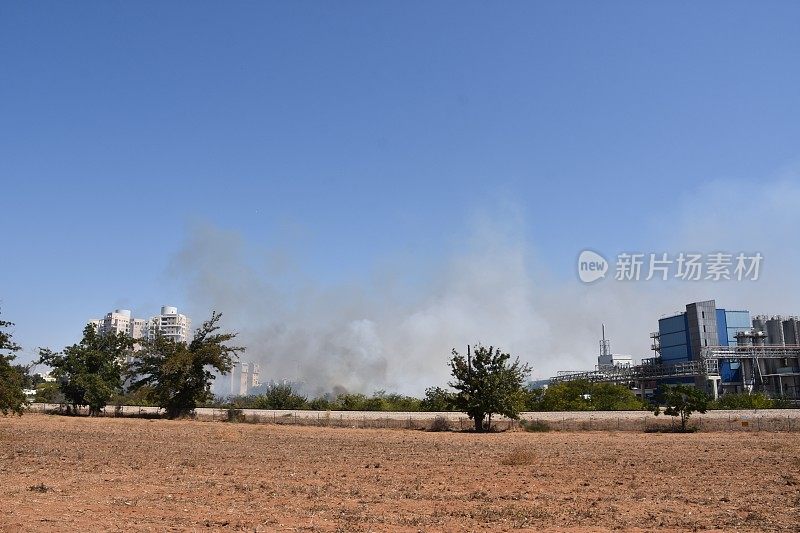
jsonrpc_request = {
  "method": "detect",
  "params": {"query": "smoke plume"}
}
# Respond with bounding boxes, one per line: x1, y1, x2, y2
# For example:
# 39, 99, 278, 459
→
171, 173, 800, 396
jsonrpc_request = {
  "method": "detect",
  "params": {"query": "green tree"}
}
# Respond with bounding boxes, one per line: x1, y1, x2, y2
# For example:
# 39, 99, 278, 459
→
13, 364, 44, 389
254, 383, 308, 410
709, 392, 774, 410
586, 382, 645, 411
335, 393, 368, 411
0, 312, 26, 416
308, 395, 332, 410
420, 386, 456, 412
449, 345, 531, 432
128, 312, 244, 418
653, 384, 709, 432
34, 382, 64, 404
529, 380, 645, 412
380, 392, 422, 412
37, 324, 133, 415
520, 387, 545, 411
536, 381, 594, 411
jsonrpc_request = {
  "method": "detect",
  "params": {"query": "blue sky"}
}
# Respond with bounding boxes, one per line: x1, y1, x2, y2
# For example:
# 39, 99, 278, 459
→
2, 2, 800, 378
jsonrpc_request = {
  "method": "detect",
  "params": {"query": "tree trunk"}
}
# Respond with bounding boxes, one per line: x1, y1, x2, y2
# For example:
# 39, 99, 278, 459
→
474, 414, 485, 432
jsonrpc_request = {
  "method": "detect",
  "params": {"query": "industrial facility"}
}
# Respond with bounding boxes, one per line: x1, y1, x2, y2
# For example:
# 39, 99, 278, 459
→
551, 299, 800, 402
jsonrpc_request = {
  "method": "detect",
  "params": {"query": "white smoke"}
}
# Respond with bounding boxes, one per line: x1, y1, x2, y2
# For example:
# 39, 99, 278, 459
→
171, 172, 800, 396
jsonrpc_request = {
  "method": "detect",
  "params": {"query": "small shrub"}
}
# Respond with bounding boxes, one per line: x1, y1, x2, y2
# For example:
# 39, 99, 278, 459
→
520, 420, 550, 432
710, 392, 775, 410
29, 483, 50, 493
429, 415, 450, 432
135, 411, 165, 420
644, 425, 697, 434
226, 408, 245, 423
501, 447, 537, 466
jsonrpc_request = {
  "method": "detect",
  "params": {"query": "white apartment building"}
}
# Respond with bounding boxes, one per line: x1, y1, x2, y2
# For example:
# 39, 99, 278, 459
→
90, 309, 148, 339
147, 306, 191, 343
90, 305, 192, 343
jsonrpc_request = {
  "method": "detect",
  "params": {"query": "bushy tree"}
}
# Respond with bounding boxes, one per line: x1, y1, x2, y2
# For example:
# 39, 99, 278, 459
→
420, 386, 456, 412
308, 395, 332, 410
653, 384, 708, 431
254, 383, 308, 410
335, 393, 369, 411
0, 312, 26, 416
221, 389, 423, 412
361, 390, 391, 411
709, 392, 775, 410
37, 324, 133, 415
34, 382, 63, 404
535, 381, 594, 411
128, 312, 244, 418
590, 382, 646, 411
527, 380, 645, 412
449, 345, 531, 432
520, 387, 545, 411
13, 364, 44, 389
354, 390, 422, 412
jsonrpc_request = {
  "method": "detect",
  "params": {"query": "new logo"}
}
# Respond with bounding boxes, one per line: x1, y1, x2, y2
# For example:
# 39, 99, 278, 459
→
578, 250, 608, 283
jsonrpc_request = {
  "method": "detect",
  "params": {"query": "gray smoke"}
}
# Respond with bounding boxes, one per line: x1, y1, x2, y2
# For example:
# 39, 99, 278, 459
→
170, 173, 800, 396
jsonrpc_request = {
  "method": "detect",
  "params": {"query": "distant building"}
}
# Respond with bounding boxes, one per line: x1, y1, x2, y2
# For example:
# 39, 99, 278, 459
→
655, 300, 751, 387
654, 300, 799, 397
657, 300, 751, 365
90, 309, 148, 339
783, 318, 800, 345
596, 324, 633, 370
90, 306, 191, 344
527, 379, 550, 390
249, 378, 305, 397
146, 306, 191, 343
552, 299, 799, 401
753, 315, 800, 346
228, 362, 260, 396
90, 309, 149, 364
36, 372, 56, 383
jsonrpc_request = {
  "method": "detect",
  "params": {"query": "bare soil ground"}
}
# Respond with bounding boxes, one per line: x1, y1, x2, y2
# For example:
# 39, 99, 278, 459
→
2, 415, 799, 532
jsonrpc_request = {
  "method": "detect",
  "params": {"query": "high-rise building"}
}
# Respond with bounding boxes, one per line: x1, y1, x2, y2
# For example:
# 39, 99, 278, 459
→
90, 309, 148, 339
91, 306, 191, 344
146, 306, 191, 343
228, 362, 260, 396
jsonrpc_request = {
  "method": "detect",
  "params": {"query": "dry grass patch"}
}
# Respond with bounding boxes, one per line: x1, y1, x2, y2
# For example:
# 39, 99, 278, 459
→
500, 446, 536, 466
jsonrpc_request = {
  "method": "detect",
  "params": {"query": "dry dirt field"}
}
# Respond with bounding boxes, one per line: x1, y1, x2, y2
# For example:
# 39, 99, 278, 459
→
2, 415, 799, 532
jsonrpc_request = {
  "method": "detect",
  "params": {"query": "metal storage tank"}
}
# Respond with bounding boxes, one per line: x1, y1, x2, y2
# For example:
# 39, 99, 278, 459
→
766, 317, 786, 346
752, 316, 767, 335
783, 318, 800, 345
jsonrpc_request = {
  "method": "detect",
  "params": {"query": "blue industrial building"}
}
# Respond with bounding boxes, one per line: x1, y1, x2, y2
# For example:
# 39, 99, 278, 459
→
658, 300, 751, 362
657, 300, 751, 385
